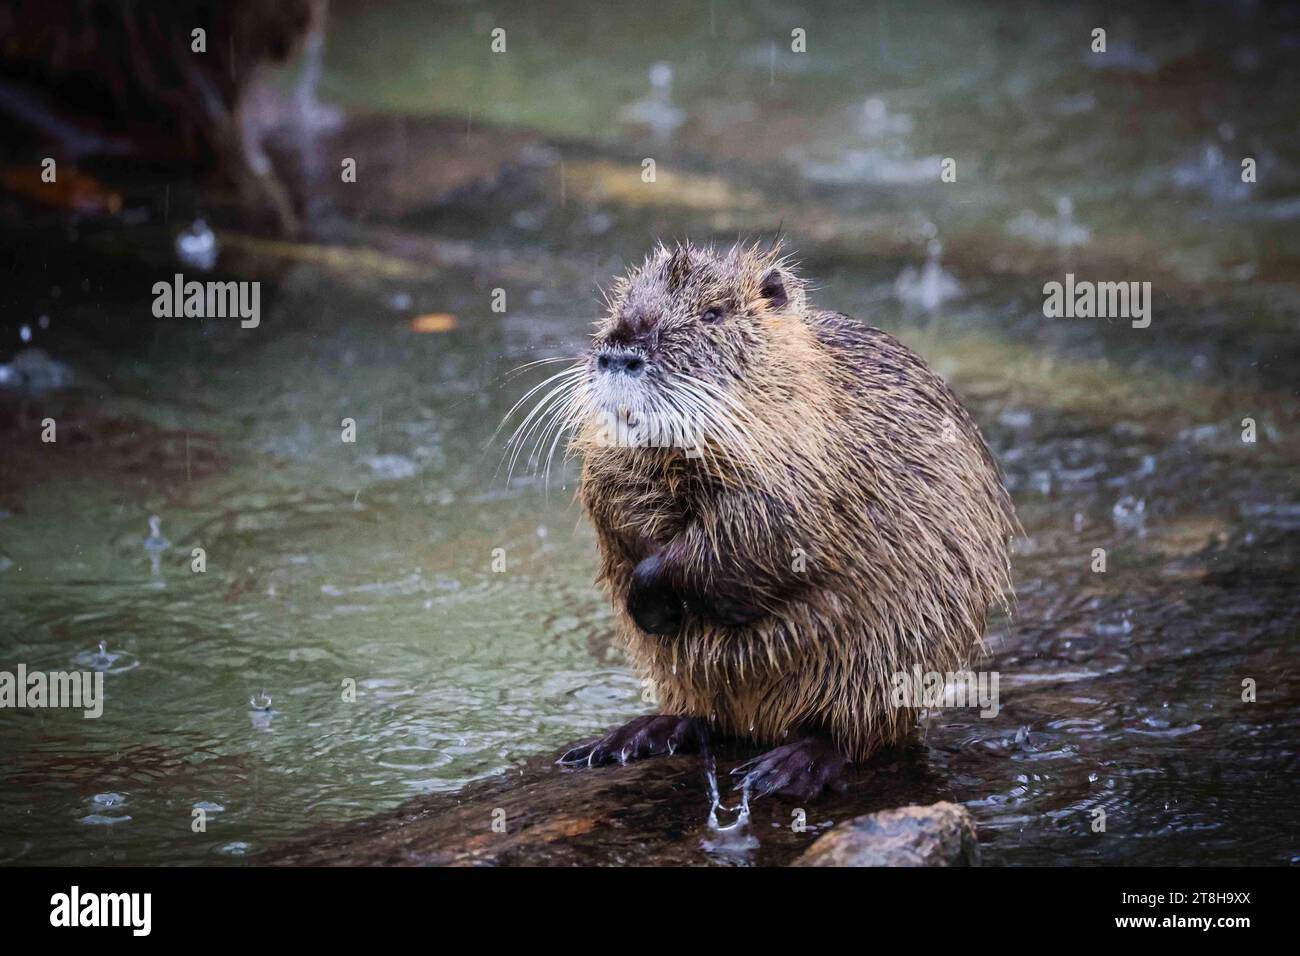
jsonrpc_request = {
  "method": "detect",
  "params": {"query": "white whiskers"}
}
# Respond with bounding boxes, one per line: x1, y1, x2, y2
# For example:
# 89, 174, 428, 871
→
496, 362, 589, 486
496, 359, 776, 491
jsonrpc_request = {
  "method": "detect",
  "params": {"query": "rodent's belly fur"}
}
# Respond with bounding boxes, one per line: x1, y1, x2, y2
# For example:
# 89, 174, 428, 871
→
581, 311, 1016, 762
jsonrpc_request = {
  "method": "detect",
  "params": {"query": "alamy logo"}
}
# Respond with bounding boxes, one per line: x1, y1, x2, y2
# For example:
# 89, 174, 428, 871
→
0, 664, 103, 718
890, 667, 1000, 718
1042, 273, 1151, 328
151, 273, 260, 328
592, 408, 703, 458
50, 886, 151, 936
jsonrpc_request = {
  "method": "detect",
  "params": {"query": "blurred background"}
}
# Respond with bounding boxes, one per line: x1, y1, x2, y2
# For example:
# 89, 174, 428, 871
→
0, 0, 1296, 865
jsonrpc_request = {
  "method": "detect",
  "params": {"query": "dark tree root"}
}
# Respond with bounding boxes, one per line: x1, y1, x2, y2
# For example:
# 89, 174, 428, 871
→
557, 714, 704, 767
730, 736, 848, 802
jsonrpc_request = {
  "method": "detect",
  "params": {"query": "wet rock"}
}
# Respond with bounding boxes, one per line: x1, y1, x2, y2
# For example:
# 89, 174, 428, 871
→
792, 801, 979, 867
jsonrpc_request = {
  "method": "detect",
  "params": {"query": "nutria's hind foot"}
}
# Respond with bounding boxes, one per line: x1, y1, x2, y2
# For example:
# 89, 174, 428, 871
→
557, 714, 703, 767
731, 737, 847, 802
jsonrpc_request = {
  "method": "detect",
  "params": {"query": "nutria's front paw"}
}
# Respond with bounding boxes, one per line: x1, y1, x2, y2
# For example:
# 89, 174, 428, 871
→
731, 737, 847, 801
627, 553, 687, 634
557, 714, 703, 766
694, 591, 765, 628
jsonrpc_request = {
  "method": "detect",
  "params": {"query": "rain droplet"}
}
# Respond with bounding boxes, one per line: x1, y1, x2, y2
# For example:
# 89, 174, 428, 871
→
1112, 495, 1146, 533
143, 515, 171, 553
93, 641, 116, 669
176, 219, 219, 272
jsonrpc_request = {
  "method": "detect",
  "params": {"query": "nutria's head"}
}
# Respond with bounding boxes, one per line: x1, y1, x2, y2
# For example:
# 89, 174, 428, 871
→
579, 241, 810, 461
499, 241, 815, 483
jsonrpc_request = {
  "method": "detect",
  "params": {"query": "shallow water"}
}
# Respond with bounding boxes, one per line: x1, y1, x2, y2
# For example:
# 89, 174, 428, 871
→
1, 0, 1298, 865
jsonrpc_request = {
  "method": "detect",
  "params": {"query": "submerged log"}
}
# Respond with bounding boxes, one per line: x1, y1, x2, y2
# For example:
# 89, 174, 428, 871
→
263, 737, 971, 867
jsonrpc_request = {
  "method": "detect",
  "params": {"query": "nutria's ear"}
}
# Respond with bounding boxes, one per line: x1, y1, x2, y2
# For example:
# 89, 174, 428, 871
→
759, 269, 788, 310
665, 245, 693, 291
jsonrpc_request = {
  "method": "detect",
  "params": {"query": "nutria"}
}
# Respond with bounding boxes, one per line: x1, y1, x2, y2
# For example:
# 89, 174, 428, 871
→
518, 240, 1015, 800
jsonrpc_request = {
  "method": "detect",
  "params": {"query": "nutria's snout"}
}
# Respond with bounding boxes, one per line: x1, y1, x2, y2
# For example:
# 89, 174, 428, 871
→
591, 307, 656, 410
589, 343, 653, 423
595, 348, 646, 377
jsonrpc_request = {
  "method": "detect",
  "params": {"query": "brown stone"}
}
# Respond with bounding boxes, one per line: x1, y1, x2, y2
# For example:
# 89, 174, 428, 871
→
792, 801, 980, 867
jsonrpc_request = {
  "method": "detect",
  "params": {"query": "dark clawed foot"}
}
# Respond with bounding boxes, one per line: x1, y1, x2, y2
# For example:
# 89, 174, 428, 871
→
730, 737, 847, 802
627, 553, 687, 635
557, 714, 702, 767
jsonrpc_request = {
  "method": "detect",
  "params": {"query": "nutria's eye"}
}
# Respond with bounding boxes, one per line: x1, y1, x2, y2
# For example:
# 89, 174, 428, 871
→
701, 306, 724, 325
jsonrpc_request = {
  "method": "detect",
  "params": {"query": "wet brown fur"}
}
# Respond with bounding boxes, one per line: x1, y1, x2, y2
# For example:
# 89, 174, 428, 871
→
565, 241, 1016, 762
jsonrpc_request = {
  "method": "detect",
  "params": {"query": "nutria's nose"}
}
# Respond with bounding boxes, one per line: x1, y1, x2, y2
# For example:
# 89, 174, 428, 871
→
598, 350, 646, 376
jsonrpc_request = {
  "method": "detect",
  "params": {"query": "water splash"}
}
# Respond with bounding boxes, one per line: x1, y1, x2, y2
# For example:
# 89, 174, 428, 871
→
74, 640, 139, 674
1007, 196, 1090, 248
80, 813, 132, 826
92, 640, 116, 669
176, 219, 219, 272
1171, 141, 1252, 203
895, 238, 963, 313
1095, 610, 1135, 637
364, 454, 418, 480
700, 750, 758, 860
143, 515, 170, 553
249, 690, 274, 731
619, 62, 685, 144
0, 348, 75, 392
80, 792, 131, 826
143, 514, 171, 582
860, 96, 913, 139
1112, 495, 1147, 534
